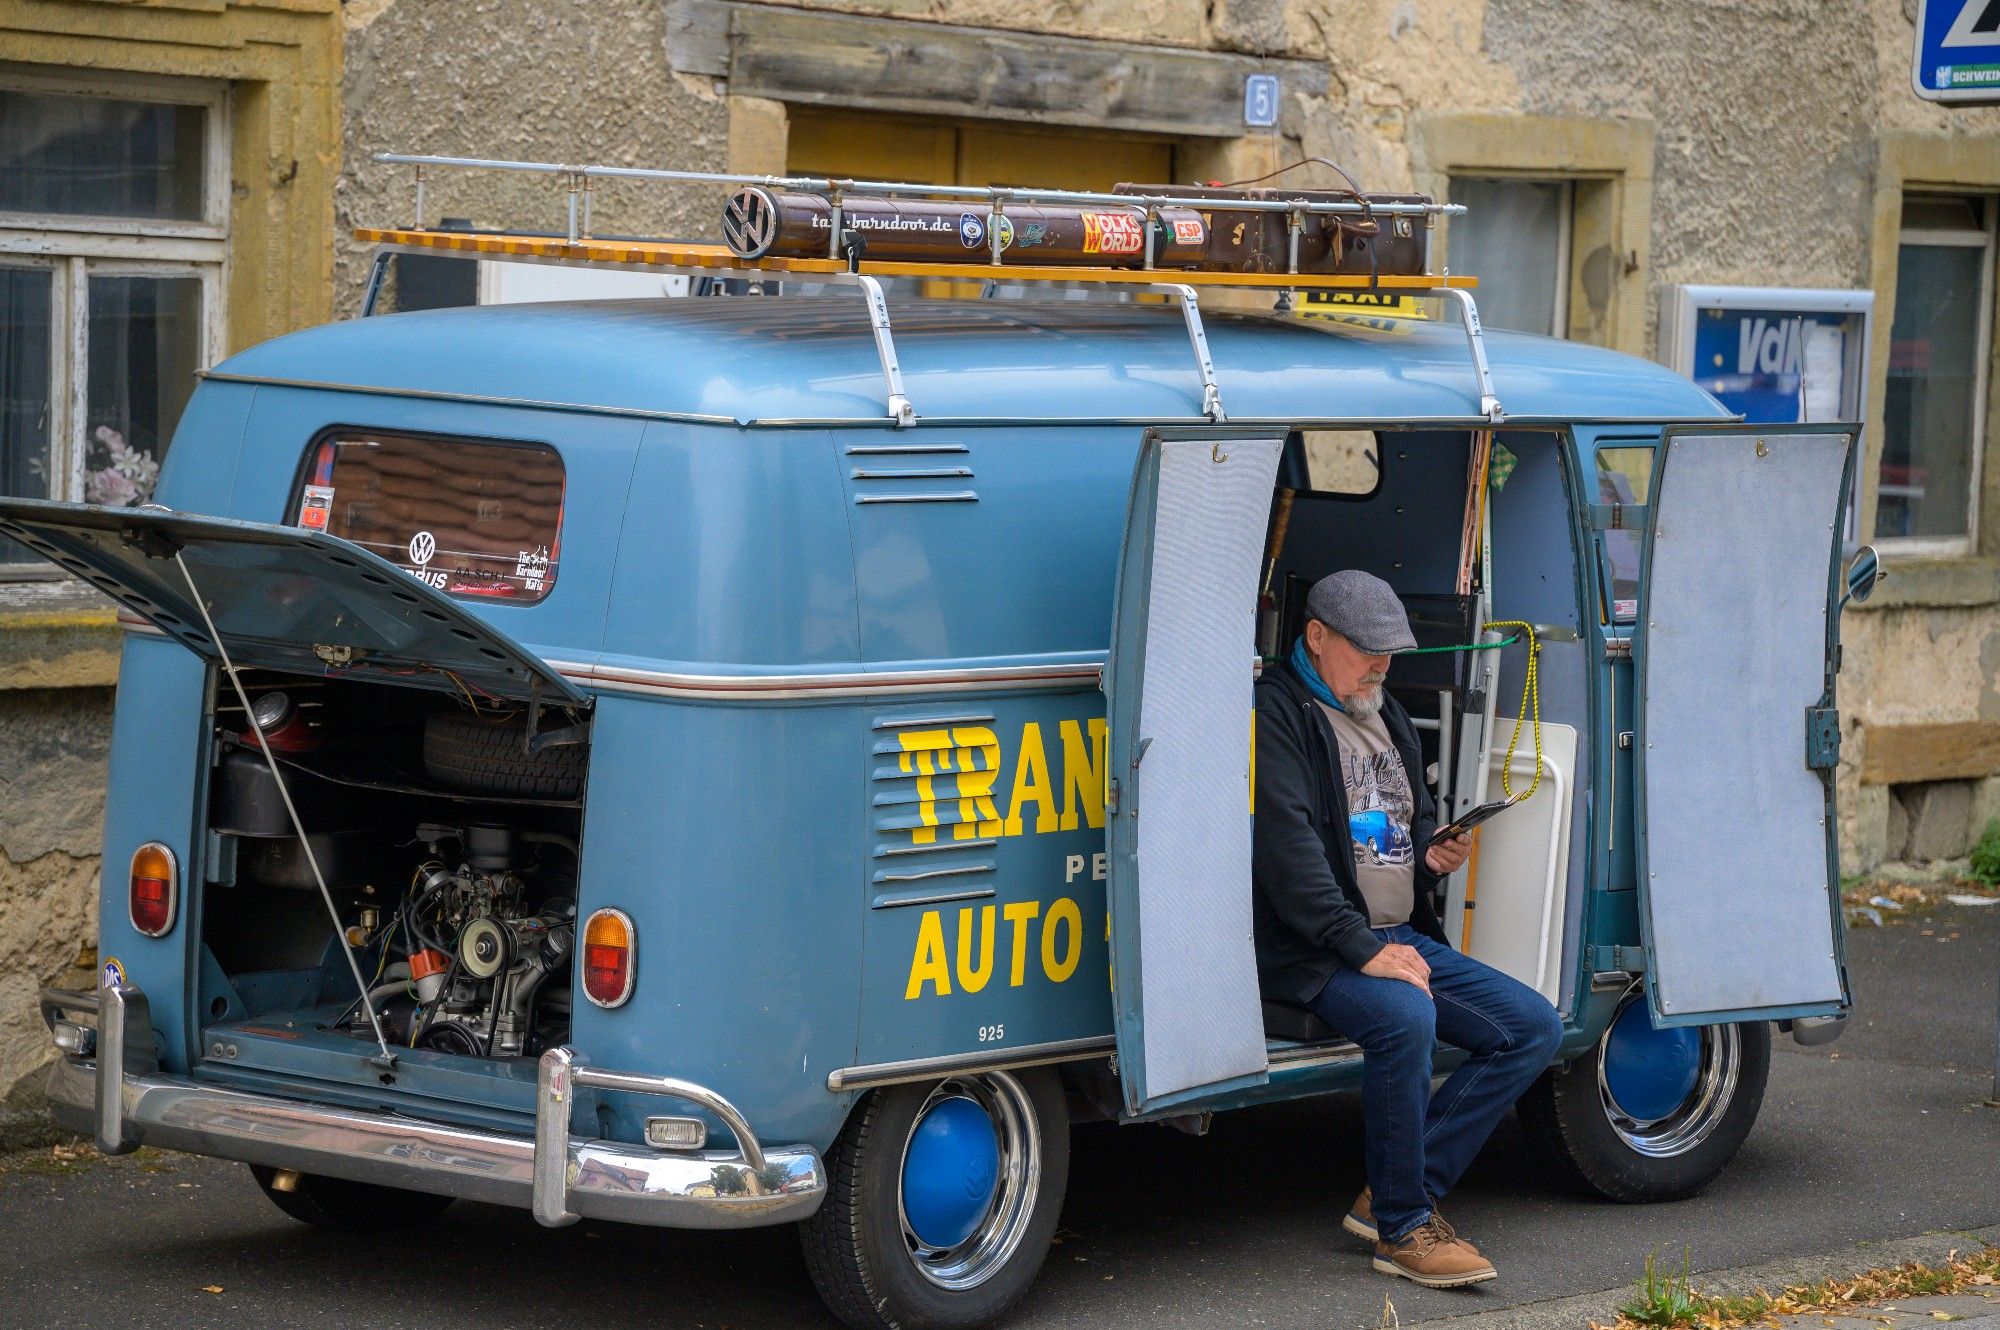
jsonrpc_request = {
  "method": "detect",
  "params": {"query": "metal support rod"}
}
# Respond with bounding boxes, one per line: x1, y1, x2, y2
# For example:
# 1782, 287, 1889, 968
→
374, 152, 1465, 222
174, 553, 396, 1065
565, 173, 580, 245
1439, 287, 1505, 424
989, 196, 1006, 266
1154, 283, 1225, 422
581, 177, 594, 240
827, 187, 843, 261
412, 164, 426, 230
1286, 209, 1304, 274
1143, 207, 1158, 271
359, 249, 392, 318
846, 273, 915, 427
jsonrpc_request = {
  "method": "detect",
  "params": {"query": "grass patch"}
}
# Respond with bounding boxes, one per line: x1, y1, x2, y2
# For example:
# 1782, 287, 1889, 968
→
1969, 817, 2000, 888
1620, 1251, 1703, 1326
1596, 1247, 2000, 1329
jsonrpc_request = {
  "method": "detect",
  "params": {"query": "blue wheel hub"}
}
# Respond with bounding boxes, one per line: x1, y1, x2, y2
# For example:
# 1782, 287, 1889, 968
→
1602, 1000, 1702, 1123
902, 1096, 1001, 1250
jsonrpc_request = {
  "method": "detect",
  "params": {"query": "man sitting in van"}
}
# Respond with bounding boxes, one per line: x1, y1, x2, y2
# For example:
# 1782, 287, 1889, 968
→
1252, 570, 1562, 1289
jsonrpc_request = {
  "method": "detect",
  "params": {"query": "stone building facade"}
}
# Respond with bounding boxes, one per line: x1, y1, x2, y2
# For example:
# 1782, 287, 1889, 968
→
3, 0, 1998, 1132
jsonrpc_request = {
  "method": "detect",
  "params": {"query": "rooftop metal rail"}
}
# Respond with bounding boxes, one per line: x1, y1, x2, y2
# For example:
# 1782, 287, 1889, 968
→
375, 151, 1466, 246
361, 151, 1503, 428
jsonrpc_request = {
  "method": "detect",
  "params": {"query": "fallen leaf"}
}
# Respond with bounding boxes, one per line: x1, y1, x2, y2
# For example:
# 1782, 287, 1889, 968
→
200, 1285, 224, 1295
1932, 1314, 1960, 1322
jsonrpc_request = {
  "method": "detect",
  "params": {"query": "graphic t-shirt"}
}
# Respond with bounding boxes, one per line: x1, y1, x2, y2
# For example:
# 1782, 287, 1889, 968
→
1316, 700, 1415, 927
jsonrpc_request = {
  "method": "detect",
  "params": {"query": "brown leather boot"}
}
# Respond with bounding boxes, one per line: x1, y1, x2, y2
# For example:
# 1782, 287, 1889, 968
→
1341, 1186, 1378, 1242
1374, 1216, 1497, 1288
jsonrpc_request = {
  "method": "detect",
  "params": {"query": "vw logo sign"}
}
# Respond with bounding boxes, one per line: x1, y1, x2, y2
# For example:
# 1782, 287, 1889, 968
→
408, 531, 436, 566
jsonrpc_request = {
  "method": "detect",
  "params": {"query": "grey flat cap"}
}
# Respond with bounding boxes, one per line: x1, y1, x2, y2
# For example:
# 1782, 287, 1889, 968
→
1306, 570, 1417, 654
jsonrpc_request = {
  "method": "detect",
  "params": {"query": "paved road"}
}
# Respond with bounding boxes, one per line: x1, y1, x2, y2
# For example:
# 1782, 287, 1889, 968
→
1, 898, 1994, 1330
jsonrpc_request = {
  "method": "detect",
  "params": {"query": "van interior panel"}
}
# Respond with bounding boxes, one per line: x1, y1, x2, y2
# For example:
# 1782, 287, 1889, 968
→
1465, 719, 1578, 1004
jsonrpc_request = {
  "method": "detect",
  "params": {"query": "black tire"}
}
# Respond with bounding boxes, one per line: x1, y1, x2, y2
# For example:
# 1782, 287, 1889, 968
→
801, 1069, 1069, 1330
1519, 1006, 1770, 1203
249, 1165, 456, 1231
421, 709, 585, 799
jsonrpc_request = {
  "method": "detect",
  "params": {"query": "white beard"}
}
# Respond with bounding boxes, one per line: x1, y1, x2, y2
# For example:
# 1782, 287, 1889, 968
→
1341, 683, 1386, 719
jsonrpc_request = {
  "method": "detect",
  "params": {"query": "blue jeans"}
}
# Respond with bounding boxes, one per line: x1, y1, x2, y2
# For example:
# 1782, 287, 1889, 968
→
1308, 925, 1563, 1244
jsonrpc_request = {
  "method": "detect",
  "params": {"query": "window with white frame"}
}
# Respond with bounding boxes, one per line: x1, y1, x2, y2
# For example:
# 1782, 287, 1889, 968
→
1879, 194, 1993, 549
0, 67, 228, 572
1446, 176, 1572, 338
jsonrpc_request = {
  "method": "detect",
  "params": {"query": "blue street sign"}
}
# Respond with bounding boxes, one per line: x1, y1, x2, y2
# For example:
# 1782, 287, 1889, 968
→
1243, 74, 1279, 128
1914, 0, 2000, 103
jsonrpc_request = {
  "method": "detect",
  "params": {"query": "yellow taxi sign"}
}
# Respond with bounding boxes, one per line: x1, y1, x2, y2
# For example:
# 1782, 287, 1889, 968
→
1298, 289, 1431, 320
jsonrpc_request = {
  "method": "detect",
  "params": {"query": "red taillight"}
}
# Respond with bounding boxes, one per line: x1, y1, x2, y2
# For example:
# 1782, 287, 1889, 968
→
129, 842, 178, 938
581, 908, 635, 1008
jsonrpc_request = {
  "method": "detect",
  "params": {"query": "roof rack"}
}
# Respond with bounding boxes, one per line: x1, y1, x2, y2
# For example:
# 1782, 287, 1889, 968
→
360, 152, 1503, 428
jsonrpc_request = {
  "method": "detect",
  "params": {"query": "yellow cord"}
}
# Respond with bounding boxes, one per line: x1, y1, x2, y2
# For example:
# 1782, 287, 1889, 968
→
1482, 620, 1542, 803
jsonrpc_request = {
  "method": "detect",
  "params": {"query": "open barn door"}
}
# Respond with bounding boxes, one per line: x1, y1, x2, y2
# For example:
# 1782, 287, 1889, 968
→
1631, 425, 1858, 1027
1103, 431, 1282, 1117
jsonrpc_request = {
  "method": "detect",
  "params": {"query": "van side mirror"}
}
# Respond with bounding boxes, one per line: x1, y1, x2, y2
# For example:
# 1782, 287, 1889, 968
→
1843, 545, 1884, 607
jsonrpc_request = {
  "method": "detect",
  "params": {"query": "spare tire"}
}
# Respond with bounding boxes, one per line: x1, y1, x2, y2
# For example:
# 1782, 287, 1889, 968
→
422, 710, 586, 799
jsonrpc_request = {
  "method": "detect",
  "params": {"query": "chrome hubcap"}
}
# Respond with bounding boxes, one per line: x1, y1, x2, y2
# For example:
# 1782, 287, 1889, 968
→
897, 1073, 1041, 1291
1596, 988, 1741, 1158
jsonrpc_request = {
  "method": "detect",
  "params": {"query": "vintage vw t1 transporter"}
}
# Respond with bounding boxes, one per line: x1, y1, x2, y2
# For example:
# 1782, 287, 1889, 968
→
18, 158, 1878, 1330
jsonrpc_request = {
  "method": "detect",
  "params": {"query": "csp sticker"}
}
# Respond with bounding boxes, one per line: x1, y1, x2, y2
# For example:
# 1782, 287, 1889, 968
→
1081, 211, 1145, 256
297, 484, 334, 532
1172, 216, 1207, 246
101, 957, 125, 989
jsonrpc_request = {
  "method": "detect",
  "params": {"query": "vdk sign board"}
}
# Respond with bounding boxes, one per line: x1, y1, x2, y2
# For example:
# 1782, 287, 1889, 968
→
1914, 0, 2000, 103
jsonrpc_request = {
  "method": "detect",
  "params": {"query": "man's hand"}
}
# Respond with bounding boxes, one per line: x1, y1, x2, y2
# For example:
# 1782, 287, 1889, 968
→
1425, 832, 1472, 875
1360, 942, 1431, 994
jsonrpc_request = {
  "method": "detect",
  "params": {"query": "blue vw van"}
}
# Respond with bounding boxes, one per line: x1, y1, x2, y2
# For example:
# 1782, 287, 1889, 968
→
14, 218, 1873, 1330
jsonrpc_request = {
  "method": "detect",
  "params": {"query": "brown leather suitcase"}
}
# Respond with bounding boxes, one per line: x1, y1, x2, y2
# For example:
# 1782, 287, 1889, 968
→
1112, 181, 1433, 278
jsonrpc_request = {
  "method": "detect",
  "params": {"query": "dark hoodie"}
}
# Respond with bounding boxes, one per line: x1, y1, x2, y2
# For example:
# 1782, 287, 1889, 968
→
1251, 657, 1449, 1005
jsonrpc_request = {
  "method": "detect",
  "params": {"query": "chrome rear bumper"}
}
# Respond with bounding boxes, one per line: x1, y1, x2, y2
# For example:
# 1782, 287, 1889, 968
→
39, 984, 825, 1230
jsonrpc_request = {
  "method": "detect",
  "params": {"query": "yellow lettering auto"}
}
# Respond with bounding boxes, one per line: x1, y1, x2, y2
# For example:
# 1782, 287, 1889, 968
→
903, 897, 1093, 999
956, 905, 996, 993
905, 909, 953, 999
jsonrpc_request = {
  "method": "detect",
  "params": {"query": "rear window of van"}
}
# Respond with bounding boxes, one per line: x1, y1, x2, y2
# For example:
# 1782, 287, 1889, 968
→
293, 429, 564, 603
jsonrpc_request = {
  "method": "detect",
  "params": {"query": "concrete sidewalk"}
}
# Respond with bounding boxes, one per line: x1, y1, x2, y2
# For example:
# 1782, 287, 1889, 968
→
1399, 1225, 2000, 1330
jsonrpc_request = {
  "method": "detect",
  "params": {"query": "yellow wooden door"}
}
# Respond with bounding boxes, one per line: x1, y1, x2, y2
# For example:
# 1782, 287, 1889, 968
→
786, 111, 1175, 296
955, 123, 1171, 192
786, 112, 957, 185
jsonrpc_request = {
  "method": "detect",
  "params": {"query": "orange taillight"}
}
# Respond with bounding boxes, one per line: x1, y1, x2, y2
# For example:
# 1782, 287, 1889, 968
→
581, 908, 635, 1008
129, 842, 179, 938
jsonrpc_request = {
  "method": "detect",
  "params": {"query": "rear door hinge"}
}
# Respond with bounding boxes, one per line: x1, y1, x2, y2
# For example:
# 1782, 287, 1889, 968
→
1588, 502, 1650, 531
1590, 944, 1648, 974
1805, 705, 1841, 770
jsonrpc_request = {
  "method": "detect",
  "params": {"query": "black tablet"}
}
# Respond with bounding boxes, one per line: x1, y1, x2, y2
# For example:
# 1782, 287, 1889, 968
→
1426, 795, 1524, 847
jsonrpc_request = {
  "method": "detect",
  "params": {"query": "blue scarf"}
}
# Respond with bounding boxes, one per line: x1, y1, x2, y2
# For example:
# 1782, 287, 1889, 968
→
1289, 636, 1344, 711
